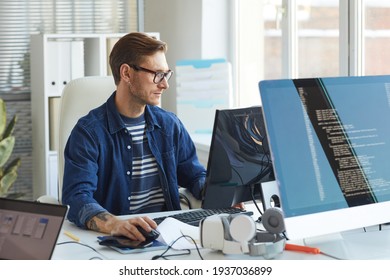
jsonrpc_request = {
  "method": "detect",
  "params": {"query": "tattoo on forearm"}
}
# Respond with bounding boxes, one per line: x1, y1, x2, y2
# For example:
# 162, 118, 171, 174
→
87, 212, 112, 232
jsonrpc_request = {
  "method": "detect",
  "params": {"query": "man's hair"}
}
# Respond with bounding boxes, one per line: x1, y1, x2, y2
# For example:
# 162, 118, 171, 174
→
109, 32, 168, 85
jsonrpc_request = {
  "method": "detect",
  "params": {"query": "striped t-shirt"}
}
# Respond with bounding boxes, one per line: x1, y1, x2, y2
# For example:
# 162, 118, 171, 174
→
122, 114, 165, 213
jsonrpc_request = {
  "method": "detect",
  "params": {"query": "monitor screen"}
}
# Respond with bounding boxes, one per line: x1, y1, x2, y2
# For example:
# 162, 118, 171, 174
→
202, 106, 274, 209
259, 75, 390, 241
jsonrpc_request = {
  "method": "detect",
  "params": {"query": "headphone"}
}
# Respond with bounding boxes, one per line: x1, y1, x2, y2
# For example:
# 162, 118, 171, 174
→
200, 207, 286, 259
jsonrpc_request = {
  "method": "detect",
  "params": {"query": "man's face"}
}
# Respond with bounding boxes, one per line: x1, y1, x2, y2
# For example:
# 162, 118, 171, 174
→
127, 51, 171, 106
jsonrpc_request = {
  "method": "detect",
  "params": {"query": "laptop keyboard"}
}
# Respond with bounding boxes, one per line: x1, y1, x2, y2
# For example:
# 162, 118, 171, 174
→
153, 208, 253, 227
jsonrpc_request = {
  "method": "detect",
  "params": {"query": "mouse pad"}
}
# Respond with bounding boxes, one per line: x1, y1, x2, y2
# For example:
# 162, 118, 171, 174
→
97, 236, 167, 254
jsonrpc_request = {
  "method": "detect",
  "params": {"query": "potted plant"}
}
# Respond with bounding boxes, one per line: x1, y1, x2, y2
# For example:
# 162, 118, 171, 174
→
0, 98, 21, 198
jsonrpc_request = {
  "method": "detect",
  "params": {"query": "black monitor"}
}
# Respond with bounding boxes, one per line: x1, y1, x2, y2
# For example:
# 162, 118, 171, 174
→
201, 106, 274, 209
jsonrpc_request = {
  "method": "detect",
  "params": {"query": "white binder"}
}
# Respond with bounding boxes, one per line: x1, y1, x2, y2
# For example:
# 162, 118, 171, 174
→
175, 59, 233, 134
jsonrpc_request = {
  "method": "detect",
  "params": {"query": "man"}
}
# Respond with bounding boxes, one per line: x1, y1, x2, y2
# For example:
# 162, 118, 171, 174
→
62, 32, 206, 242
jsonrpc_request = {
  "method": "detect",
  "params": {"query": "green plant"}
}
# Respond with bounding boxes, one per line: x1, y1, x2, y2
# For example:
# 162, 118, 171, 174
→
0, 98, 21, 198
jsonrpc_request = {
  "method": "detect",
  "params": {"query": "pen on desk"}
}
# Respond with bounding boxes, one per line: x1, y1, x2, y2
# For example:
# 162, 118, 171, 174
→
64, 230, 80, 242
285, 243, 320, 254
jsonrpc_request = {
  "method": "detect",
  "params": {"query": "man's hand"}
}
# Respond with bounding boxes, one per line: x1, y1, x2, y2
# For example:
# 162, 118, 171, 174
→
232, 202, 245, 210
86, 212, 157, 241
110, 216, 157, 241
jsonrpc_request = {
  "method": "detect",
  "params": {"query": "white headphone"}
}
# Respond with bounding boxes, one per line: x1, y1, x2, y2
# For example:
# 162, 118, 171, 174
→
200, 207, 286, 259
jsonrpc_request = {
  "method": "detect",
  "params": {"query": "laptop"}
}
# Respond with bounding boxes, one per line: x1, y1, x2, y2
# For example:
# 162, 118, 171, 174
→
0, 197, 68, 260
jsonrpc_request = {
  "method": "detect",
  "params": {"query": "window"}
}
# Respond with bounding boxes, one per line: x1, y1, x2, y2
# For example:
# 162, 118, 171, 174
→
263, 1, 283, 79
0, 0, 140, 199
0, 0, 140, 96
297, 1, 340, 78
364, 1, 390, 75
263, 0, 340, 79
234, 0, 390, 107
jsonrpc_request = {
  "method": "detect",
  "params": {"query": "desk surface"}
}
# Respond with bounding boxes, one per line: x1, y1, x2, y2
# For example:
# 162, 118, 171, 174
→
53, 205, 321, 260
53, 205, 390, 260
54, 225, 327, 260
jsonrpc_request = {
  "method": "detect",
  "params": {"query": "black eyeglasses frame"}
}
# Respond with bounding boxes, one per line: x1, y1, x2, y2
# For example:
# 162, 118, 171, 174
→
129, 64, 173, 84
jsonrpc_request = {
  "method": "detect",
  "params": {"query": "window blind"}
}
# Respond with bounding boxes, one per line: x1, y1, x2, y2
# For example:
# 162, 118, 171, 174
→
0, 0, 139, 95
0, 0, 140, 199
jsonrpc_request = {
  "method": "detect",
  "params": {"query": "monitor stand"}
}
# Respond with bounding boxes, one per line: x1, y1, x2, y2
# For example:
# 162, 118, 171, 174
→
302, 226, 390, 259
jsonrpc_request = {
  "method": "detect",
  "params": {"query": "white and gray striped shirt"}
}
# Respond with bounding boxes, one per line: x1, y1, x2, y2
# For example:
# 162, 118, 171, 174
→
123, 114, 165, 213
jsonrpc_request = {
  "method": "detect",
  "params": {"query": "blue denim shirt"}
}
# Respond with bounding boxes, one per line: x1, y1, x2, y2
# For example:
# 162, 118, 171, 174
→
62, 92, 206, 228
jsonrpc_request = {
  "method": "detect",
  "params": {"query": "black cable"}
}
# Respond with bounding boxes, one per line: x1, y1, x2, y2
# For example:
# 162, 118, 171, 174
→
151, 234, 204, 260
319, 251, 344, 260
249, 184, 263, 223
179, 191, 192, 209
152, 249, 191, 260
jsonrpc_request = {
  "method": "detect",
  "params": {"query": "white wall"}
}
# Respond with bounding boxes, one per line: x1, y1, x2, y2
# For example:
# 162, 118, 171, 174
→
144, 0, 231, 113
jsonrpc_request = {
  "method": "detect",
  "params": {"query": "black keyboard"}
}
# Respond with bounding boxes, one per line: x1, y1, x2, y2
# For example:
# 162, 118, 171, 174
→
153, 208, 253, 227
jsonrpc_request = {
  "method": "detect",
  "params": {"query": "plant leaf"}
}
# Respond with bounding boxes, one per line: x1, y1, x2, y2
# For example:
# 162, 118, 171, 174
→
4, 157, 21, 174
0, 99, 6, 137
3, 115, 17, 139
0, 136, 15, 167
0, 170, 18, 195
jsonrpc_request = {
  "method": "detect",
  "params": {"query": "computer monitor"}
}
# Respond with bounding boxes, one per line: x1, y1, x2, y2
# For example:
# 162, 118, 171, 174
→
259, 75, 390, 252
201, 106, 274, 209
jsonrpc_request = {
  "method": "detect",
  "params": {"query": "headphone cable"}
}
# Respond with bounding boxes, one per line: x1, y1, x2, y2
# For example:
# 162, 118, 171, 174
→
151, 234, 204, 260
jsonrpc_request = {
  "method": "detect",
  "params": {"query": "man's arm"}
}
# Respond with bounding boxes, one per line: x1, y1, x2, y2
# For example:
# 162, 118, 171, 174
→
85, 212, 157, 241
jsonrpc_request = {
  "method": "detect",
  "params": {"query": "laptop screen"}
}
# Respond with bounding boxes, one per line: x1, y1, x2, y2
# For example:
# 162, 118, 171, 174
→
0, 198, 68, 260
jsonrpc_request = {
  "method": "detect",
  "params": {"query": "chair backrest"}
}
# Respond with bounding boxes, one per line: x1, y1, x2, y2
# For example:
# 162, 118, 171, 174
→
58, 76, 116, 202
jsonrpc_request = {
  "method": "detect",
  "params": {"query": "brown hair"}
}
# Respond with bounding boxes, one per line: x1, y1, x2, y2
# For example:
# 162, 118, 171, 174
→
109, 32, 168, 85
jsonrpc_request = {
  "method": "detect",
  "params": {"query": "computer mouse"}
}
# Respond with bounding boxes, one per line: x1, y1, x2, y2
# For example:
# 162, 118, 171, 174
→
136, 226, 160, 243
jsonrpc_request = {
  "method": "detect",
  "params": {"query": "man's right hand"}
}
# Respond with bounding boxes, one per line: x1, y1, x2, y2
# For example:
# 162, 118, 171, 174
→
86, 212, 157, 241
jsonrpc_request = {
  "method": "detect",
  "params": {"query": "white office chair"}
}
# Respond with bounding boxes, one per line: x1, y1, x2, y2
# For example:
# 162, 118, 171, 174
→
57, 76, 115, 202
179, 188, 202, 209
56, 75, 200, 209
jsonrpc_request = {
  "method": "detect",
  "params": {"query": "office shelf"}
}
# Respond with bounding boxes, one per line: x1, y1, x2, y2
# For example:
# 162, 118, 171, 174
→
30, 33, 126, 200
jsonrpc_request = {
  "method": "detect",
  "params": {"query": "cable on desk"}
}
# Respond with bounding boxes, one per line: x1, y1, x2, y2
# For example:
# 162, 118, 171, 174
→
152, 235, 204, 260
319, 251, 344, 260
56, 241, 107, 260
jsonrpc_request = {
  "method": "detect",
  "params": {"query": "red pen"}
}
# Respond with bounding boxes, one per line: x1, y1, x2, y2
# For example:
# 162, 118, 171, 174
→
285, 243, 321, 254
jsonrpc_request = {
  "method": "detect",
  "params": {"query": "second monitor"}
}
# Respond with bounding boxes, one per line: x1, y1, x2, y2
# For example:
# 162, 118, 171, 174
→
201, 106, 274, 209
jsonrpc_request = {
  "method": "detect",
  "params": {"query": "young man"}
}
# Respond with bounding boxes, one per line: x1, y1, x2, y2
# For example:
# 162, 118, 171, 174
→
62, 32, 206, 242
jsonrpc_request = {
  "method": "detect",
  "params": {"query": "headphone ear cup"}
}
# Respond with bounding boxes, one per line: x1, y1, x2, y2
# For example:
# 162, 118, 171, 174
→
261, 207, 285, 234
229, 214, 256, 242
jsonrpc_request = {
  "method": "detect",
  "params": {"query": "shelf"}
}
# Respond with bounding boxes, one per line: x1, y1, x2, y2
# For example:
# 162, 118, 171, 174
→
30, 33, 127, 200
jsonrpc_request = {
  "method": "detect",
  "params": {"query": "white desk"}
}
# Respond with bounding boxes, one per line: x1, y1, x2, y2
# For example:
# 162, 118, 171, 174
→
54, 213, 331, 260
52, 203, 390, 260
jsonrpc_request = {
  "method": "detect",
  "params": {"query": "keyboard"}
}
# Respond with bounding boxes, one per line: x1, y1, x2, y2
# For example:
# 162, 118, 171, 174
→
153, 208, 253, 227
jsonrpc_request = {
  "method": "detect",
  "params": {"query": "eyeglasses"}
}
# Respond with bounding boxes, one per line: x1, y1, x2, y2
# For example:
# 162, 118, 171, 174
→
129, 64, 173, 84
